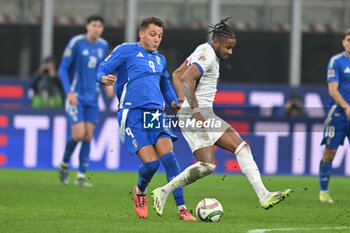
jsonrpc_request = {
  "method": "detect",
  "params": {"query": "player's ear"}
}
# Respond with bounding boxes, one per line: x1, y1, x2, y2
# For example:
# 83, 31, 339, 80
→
85, 22, 91, 32
211, 37, 220, 48
138, 29, 144, 39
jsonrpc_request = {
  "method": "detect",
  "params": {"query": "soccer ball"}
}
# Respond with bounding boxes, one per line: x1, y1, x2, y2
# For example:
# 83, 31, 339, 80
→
195, 198, 223, 222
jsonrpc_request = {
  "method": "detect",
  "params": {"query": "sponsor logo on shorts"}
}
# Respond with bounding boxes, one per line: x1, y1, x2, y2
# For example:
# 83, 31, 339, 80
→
132, 139, 138, 148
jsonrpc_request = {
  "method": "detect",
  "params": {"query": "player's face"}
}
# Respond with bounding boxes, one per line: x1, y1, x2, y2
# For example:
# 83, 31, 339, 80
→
342, 35, 350, 55
216, 38, 236, 61
86, 20, 104, 41
139, 24, 163, 52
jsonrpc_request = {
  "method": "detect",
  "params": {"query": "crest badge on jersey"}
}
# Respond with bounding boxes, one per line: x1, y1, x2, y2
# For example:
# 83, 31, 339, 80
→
199, 55, 207, 62
64, 49, 72, 57
98, 48, 103, 58
156, 55, 161, 65
328, 69, 335, 78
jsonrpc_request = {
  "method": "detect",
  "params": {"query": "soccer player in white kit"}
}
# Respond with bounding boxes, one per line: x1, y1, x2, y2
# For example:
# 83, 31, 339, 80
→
152, 18, 292, 216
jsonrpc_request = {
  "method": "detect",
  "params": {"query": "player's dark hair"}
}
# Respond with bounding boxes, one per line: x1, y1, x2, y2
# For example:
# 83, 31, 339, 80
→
343, 28, 350, 39
139, 16, 165, 30
209, 17, 235, 40
86, 15, 104, 24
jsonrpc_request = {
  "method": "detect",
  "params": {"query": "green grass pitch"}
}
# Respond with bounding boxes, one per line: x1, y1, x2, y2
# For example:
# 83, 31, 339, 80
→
1, 170, 350, 233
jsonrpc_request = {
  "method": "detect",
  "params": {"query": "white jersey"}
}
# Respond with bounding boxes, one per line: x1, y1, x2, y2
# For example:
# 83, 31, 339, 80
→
183, 42, 220, 108
178, 42, 230, 152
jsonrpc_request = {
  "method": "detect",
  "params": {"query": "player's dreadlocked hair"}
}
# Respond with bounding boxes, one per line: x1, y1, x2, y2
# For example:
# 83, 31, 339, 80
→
209, 17, 235, 40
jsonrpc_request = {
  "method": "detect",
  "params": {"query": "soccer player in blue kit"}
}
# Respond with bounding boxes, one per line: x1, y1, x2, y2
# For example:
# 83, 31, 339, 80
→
96, 16, 196, 220
58, 15, 111, 187
319, 29, 350, 203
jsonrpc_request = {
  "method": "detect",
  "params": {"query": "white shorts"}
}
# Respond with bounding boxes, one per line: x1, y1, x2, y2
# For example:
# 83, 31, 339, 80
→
177, 108, 231, 153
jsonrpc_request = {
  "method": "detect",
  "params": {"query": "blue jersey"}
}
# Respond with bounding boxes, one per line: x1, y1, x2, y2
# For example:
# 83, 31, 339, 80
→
59, 34, 109, 104
97, 42, 178, 110
326, 51, 350, 110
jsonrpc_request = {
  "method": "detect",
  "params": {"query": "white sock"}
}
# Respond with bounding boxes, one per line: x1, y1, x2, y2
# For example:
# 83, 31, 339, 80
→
162, 162, 215, 194
77, 172, 85, 179
235, 141, 269, 202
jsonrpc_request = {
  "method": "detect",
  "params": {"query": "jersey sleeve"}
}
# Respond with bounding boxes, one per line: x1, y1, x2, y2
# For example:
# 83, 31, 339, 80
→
189, 46, 216, 75
327, 56, 340, 83
184, 54, 192, 66
103, 41, 110, 59
58, 36, 79, 94
96, 44, 127, 84
160, 60, 179, 106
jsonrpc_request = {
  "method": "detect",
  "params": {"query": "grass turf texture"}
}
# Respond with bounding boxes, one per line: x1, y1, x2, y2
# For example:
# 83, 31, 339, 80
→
1, 170, 350, 233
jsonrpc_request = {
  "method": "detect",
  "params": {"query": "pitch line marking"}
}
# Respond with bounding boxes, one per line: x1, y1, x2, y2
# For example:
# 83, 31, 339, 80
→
247, 226, 350, 233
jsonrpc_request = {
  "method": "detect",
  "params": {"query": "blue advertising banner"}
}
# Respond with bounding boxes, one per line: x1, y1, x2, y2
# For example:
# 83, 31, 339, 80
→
1, 109, 350, 176
1, 82, 349, 175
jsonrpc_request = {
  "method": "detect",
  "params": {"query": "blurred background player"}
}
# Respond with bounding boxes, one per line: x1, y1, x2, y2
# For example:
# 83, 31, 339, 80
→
57, 15, 111, 187
152, 18, 292, 216
30, 55, 64, 108
97, 16, 196, 220
319, 28, 350, 203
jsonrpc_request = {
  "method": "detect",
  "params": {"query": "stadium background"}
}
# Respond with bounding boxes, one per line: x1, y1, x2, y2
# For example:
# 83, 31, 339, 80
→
1, 0, 350, 176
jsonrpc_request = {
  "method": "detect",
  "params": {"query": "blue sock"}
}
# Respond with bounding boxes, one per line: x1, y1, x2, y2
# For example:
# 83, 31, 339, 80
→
319, 160, 332, 191
78, 141, 91, 174
137, 160, 160, 192
62, 138, 78, 163
160, 152, 185, 206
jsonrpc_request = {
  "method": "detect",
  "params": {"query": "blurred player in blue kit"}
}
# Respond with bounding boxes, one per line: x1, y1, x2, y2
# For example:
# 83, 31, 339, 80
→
319, 29, 350, 203
97, 16, 196, 220
58, 15, 113, 187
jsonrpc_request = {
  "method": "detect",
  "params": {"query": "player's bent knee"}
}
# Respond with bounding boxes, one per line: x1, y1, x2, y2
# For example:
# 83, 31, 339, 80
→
83, 133, 93, 142
72, 134, 84, 142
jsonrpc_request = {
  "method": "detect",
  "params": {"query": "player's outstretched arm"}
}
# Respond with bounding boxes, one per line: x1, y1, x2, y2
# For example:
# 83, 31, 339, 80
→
96, 44, 127, 84
181, 64, 201, 107
172, 62, 188, 103
104, 86, 115, 98
160, 76, 181, 112
181, 64, 205, 122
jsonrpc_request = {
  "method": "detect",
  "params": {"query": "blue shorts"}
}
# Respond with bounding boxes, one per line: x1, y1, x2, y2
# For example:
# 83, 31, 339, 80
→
118, 108, 177, 154
321, 107, 350, 149
65, 100, 99, 125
